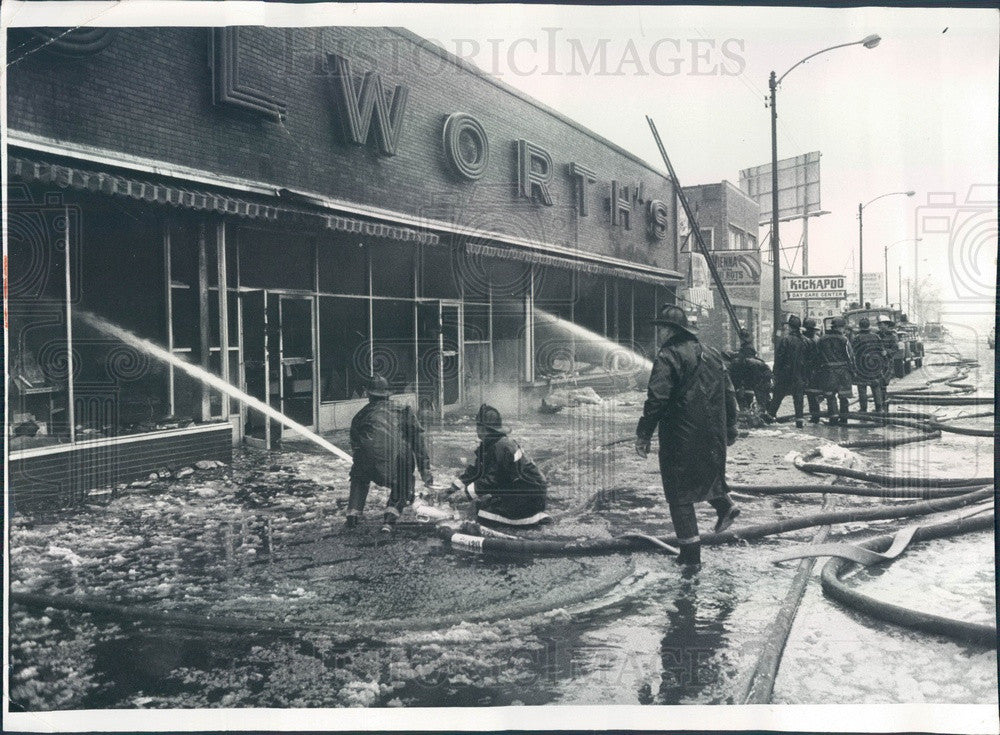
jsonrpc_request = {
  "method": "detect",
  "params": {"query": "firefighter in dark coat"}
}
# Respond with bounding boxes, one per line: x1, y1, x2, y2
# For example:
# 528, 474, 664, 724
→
346, 375, 432, 532
635, 305, 740, 568
727, 343, 772, 414
766, 314, 811, 428
877, 316, 899, 391
447, 404, 549, 527
815, 317, 855, 425
802, 317, 824, 423
851, 317, 888, 413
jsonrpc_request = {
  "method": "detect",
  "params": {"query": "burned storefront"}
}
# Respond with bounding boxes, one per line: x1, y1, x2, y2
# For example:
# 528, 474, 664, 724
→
6, 26, 682, 506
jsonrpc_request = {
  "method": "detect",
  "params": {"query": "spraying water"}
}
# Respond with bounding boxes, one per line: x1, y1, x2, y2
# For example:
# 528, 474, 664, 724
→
77, 311, 353, 462
533, 308, 653, 372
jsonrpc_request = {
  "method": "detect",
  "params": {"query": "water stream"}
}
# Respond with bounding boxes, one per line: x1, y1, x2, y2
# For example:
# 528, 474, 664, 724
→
533, 308, 654, 373
76, 310, 353, 462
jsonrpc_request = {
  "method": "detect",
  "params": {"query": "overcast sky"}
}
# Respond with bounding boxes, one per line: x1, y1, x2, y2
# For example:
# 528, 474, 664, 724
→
5, 2, 997, 329
399, 4, 998, 326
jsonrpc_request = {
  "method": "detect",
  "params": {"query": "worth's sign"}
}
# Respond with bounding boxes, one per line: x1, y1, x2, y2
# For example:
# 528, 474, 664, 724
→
782, 275, 847, 301
210, 29, 671, 240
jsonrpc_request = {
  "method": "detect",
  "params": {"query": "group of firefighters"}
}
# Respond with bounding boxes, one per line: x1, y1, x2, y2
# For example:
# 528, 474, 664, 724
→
725, 313, 904, 427
340, 304, 903, 571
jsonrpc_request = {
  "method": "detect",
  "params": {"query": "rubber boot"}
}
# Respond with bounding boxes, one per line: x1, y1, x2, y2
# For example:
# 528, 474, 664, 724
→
710, 496, 741, 533
344, 515, 359, 529
795, 418, 804, 429
838, 396, 850, 425
676, 542, 701, 567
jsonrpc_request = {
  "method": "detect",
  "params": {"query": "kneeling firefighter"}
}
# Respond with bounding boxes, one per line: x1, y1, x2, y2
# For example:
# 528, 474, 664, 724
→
446, 404, 550, 527
347, 375, 433, 532
635, 305, 741, 568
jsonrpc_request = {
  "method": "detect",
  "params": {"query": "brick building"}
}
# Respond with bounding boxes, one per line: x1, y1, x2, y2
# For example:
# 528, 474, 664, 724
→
679, 181, 760, 351
6, 27, 683, 506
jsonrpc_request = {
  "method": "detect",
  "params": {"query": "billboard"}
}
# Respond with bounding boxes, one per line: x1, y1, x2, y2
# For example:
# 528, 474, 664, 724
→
709, 251, 761, 287
739, 151, 822, 224
846, 272, 885, 305
782, 274, 847, 301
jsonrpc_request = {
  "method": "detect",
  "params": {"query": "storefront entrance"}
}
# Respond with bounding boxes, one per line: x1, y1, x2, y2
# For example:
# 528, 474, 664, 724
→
417, 300, 462, 418
241, 290, 316, 446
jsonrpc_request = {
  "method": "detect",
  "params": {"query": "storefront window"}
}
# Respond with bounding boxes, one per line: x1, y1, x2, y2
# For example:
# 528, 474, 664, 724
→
371, 241, 416, 298
421, 244, 461, 300
319, 297, 370, 401
634, 282, 657, 358
7, 186, 74, 449
73, 203, 170, 436
239, 228, 315, 291
616, 281, 634, 345
534, 265, 574, 379
319, 237, 368, 295
371, 300, 416, 394
483, 258, 529, 383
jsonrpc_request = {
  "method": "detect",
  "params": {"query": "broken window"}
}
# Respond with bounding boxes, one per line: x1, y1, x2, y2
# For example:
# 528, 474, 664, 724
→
319, 296, 370, 401
533, 265, 574, 379
371, 299, 416, 395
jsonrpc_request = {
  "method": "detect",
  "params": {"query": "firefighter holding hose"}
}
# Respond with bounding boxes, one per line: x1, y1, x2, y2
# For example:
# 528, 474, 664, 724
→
346, 375, 433, 533
444, 404, 550, 528
635, 305, 741, 569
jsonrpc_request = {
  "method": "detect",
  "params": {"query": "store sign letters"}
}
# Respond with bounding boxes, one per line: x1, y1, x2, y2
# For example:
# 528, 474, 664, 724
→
217, 44, 670, 240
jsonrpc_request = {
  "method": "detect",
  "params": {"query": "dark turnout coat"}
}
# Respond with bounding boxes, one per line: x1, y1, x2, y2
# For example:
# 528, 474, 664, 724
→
349, 399, 430, 492
456, 432, 548, 521
815, 332, 855, 394
636, 334, 738, 506
772, 330, 811, 391
851, 329, 888, 384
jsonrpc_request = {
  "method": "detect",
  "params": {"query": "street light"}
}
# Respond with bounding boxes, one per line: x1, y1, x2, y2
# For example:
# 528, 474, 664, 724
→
858, 190, 914, 305
883, 237, 921, 306
769, 34, 881, 342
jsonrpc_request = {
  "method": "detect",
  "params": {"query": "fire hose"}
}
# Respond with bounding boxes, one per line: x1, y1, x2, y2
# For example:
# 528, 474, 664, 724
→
819, 511, 996, 647
793, 449, 993, 487
9, 557, 637, 635
442, 486, 992, 557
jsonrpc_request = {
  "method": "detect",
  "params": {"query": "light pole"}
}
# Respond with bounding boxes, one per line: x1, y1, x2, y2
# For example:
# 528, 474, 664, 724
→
858, 190, 914, 306
883, 237, 921, 306
769, 34, 880, 341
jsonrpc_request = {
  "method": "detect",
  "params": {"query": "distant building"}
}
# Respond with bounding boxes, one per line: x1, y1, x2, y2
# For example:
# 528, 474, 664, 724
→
679, 181, 760, 352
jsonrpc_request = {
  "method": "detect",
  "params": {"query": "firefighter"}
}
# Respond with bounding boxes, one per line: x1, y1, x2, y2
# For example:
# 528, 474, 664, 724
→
877, 315, 899, 394
445, 404, 550, 527
851, 317, 888, 413
766, 315, 810, 428
815, 317, 855, 425
727, 342, 773, 415
346, 375, 433, 532
802, 317, 824, 423
635, 305, 740, 569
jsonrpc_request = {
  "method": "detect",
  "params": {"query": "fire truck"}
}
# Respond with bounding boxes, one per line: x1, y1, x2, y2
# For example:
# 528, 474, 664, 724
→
823, 307, 924, 377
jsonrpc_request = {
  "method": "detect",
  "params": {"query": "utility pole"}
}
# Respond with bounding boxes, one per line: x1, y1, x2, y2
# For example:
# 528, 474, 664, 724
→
769, 71, 781, 343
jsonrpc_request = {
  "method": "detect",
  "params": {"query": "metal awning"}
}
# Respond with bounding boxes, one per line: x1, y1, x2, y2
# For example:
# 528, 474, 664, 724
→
326, 214, 439, 246
465, 241, 679, 286
9, 156, 280, 220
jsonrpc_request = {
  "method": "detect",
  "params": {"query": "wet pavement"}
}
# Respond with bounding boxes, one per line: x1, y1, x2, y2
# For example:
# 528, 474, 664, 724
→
7, 339, 996, 709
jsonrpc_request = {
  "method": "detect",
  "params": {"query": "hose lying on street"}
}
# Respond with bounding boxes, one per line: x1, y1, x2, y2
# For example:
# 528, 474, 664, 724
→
820, 511, 997, 647
793, 449, 993, 487
9, 557, 637, 635
727, 482, 983, 500
443, 486, 992, 557
888, 395, 994, 406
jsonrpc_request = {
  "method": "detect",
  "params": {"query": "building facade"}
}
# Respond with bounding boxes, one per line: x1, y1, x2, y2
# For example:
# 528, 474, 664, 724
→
6, 26, 682, 506
679, 181, 760, 351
